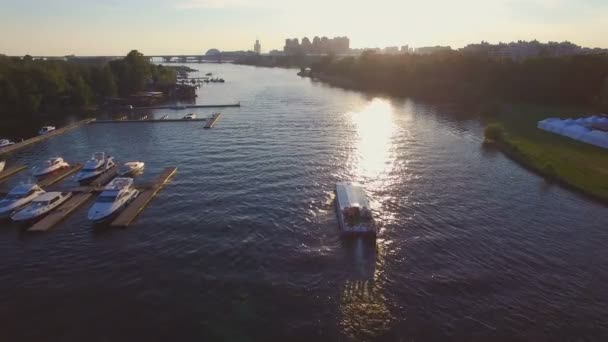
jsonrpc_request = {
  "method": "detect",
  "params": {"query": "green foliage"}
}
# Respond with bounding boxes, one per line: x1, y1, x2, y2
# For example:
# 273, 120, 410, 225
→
484, 124, 504, 142
309, 52, 608, 106
0, 50, 175, 118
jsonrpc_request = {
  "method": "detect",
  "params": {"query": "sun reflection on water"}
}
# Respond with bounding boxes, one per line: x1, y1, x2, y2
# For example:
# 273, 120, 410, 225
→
350, 99, 396, 181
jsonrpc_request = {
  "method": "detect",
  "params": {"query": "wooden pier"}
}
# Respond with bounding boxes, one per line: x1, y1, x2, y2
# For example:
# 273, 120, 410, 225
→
0, 119, 93, 155
90, 167, 118, 187
92, 118, 208, 124
111, 167, 177, 227
136, 103, 240, 110
28, 193, 93, 232
204, 113, 222, 129
38, 164, 82, 188
0, 165, 26, 183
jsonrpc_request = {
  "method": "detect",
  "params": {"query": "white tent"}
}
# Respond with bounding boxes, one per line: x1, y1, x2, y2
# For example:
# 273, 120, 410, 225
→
562, 125, 590, 140
586, 130, 608, 149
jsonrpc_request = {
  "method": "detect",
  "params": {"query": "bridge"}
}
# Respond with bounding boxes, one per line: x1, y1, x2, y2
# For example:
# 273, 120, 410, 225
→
20, 52, 254, 64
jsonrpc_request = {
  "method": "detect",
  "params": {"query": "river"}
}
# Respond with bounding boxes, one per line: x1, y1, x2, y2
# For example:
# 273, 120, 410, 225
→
0, 63, 607, 341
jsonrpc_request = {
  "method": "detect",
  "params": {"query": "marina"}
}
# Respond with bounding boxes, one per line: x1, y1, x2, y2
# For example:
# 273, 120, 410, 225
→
37, 164, 83, 188
28, 193, 93, 232
135, 103, 240, 110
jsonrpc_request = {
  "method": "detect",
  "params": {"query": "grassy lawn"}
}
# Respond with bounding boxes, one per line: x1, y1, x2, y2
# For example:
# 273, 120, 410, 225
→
490, 104, 608, 203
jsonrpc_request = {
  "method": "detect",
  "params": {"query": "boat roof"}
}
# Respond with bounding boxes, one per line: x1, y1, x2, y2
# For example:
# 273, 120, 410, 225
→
10, 183, 41, 194
33, 192, 64, 201
104, 177, 134, 191
336, 182, 371, 210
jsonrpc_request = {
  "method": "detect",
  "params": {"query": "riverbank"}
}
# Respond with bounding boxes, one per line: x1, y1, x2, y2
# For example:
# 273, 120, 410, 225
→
485, 104, 608, 203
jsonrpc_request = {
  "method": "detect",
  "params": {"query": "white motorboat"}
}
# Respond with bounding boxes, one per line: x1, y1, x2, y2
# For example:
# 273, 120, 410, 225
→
38, 126, 56, 135
183, 113, 196, 120
335, 182, 376, 236
74, 152, 116, 184
11, 192, 72, 222
0, 160, 5, 173
32, 157, 70, 177
118, 161, 145, 176
0, 139, 15, 148
87, 178, 139, 222
0, 183, 45, 218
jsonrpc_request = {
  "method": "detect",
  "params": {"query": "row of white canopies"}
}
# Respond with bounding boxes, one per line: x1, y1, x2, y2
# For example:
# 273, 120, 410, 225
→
537, 115, 608, 149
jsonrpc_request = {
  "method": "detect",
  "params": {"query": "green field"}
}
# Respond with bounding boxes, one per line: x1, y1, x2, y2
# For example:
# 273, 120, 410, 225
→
488, 104, 608, 203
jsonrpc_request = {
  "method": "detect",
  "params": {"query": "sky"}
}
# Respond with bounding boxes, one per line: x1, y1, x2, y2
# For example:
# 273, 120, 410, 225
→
1, 0, 607, 56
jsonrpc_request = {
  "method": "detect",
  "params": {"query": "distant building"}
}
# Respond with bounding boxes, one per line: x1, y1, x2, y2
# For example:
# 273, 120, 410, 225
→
414, 46, 452, 55
284, 36, 350, 55
206, 48, 221, 56
254, 40, 261, 54
460, 40, 607, 61
384, 46, 400, 54
401, 45, 413, 54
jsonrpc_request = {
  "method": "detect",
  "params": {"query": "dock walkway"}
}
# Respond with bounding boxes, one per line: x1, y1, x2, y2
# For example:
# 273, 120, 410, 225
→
28, 193, 93, 232
111, 167, 177, 227
136, 103, 240, 110
0, 119, 93, 155
92, 118, 208, 124
0, 165, 26, 184
204, 113, 222, 129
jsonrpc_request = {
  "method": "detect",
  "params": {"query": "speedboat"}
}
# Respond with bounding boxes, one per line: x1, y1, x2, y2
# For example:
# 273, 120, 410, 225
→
0, 160, 5, 173
0, 183, 45, 218
183, 113, 196, 120
87, 178, 139, 222
32, 157, 70, 177
74, 152, 116, 185
38, 126, 56, 135
118, 161, 145, 176
11, 192, 72, 222
0, 139, 15, 148
335, 182, 376, 236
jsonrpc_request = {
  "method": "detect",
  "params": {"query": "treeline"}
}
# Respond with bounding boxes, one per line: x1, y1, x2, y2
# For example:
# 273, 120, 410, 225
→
0, 50, 176, 120
310, 51, 608, 110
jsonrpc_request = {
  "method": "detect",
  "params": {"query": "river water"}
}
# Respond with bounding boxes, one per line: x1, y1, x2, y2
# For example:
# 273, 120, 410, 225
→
0, 63, 607, 341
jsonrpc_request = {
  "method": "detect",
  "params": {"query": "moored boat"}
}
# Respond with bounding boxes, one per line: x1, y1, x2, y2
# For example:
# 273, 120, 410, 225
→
38, 126, 56, 135
11, 192, 72, 222
32, 157, 70, 177
118, 161, 145, 176
87, 177, 139, 222
0, 139, 15, 148
74, 152, 116, 185
0, 183, 45, 218
183, 113, 196, 120
335, 182, 376, 236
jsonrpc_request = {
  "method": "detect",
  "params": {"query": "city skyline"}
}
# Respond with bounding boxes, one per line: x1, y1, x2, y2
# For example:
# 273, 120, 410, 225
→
1, 0, 608, 55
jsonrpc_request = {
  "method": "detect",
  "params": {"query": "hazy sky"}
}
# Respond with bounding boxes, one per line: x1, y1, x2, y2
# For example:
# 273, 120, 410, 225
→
1, 0, 607, 56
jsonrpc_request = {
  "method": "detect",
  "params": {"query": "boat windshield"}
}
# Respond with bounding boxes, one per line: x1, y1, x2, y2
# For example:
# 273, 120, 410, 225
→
97, 194, 117, 203
30, 201, 49, 208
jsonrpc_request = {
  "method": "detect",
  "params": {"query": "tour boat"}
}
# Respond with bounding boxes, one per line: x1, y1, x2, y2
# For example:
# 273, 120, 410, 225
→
118, 161, 145, 176
87, 177, 139, 222
74, 152, 116, 184
32, 157, 70, 177
0, 160, 5, 173
0, 139, 15, 148
11, 192, 72, 222
0, 183, 45, 218
38, 126, 56, 135
335, 182, 376, 235
183, 113, 196, 120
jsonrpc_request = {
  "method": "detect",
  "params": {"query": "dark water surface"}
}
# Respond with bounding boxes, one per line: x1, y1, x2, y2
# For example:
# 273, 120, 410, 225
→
1, 64, 607, 341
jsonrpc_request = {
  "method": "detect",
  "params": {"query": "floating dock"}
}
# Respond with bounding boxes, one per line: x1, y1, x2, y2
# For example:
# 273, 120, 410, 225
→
136, 103, 240, 110
0, 165, 26, 183
92, 118, 208, 124
0, 119, 93, 155
89, 167, 118, 187
38, 164, 83, 188
204, 113, 222, 129
111, 167, 177, 227
28, 193, 93, 232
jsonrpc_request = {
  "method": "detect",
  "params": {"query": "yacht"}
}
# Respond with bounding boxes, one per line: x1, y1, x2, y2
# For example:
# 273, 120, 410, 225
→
118, 161, 145, 176
11, 192, 72, 222
183, 113, 196, 120
32, 157, 70, 177
0, 183, 45, 218
38, 126, 56, 135
74, 152, 116, 184
0, 160, 5, 173
87, 178, 139, 222
0, 139, 15, 148
335, 182, 376, 236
